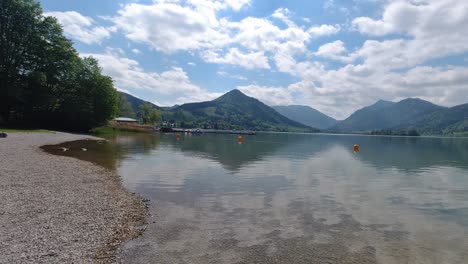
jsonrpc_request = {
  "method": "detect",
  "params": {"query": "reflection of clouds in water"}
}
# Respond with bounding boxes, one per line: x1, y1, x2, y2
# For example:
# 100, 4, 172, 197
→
120, 136, 468, 264
120, 147, 222, 190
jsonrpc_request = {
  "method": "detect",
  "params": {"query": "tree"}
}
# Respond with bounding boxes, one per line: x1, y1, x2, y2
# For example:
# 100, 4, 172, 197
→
1, 0, 44, 123
139, 103, 161, 125
0, 0, 118, 130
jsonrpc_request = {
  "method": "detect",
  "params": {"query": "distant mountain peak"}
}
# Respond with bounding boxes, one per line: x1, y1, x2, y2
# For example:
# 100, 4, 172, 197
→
375, 99, 393, 104
217, 89, 246, 98
372, 99, 394, 107
214, 89, 255, 104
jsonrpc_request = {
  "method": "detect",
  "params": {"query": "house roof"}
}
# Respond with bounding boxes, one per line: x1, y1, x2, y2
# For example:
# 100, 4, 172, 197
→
114, 117, 138, 122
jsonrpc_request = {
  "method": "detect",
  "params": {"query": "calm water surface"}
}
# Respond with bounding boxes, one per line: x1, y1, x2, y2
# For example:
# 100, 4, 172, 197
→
45, 133, 468, 263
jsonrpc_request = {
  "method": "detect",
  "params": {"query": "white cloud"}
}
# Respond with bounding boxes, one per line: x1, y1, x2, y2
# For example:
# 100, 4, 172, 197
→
271, 8, 294, 26
187, 62, 197, 66
315, 40, 350, 62
131, 48, 141, 54
349, 0, 468, 70
308, 24, 341, 37
202, 48, 270, 69
108, 1, 339, 71
81, 50, 220, 104
238, 63, 468, 120
109, 0, 249, 53
45, 11, 111, 44
238, 85, 294, 106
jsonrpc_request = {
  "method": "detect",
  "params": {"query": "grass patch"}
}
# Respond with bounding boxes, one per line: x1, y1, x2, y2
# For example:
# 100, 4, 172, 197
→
0, 128, 53, 133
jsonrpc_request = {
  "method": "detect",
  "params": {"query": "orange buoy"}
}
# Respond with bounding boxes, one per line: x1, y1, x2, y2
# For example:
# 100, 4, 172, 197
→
353, 144, 360, 153
176, 133, 181, 140
237, 135, 243, 144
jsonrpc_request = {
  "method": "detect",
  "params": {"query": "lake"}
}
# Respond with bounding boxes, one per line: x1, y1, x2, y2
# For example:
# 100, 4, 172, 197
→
44, 133, 468, 264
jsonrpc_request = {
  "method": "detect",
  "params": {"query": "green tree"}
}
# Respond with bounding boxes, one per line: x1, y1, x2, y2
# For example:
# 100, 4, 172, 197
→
1, 0, 44, 123
139, 103, 161, 125
0, 0, 118, 130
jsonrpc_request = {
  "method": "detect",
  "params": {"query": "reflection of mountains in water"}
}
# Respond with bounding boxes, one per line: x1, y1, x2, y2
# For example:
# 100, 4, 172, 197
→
161, 133, 332, 172
44, 133, 468, 174
162, 133, 468, 172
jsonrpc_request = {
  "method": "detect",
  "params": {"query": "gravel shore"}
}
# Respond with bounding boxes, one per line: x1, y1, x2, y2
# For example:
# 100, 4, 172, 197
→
0, 132, 147, 264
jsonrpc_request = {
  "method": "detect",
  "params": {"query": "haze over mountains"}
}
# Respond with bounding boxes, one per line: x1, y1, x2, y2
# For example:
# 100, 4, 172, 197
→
272, 105, 337, 129
119, 90, 468, 135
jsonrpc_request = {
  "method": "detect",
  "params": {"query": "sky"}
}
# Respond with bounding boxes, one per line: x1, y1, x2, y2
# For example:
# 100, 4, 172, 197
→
39, 0, 468, 119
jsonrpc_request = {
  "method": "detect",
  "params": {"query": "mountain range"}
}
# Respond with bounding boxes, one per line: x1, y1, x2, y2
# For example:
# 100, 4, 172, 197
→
163, 89, 315, 132
119, 90, 317, 132
328, 98, 445, 132
118, 90, 468, 135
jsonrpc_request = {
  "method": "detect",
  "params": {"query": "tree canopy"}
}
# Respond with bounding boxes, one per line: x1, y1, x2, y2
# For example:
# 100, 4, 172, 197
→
139, 103, 161, 125
0, 0, 118, 131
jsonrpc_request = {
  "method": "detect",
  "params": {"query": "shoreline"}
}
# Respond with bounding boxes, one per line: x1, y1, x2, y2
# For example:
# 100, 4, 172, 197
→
0, 132, 148, 263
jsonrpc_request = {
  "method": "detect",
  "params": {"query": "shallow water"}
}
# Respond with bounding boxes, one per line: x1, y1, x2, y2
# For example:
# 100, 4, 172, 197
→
44, 133, 468, 263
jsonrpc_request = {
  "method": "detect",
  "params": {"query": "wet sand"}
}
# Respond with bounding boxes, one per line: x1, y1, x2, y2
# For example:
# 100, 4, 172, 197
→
0, 132, 147, 263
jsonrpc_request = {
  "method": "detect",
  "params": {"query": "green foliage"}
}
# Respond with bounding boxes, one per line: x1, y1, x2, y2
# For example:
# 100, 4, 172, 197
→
139, 103, 161, 125
398, 103, 468, 135
0, 0, 118, 131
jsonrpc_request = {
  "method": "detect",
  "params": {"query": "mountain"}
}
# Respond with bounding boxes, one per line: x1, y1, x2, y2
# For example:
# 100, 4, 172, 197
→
329, 98, 445, 132
119, 92, 159, 113
272, 105, 337, 129
397, 103, 468, 135
164, 89, 317, 132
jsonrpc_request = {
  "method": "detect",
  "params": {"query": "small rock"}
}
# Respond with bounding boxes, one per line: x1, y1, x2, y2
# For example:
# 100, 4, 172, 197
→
0, 132, 7, 138
81, 148, 87, 151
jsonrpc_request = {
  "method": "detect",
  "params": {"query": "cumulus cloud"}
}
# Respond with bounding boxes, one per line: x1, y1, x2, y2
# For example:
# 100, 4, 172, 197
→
308, 24, 341, 37
81, 50, 221, 104
202, 48, 270, 69
315, 40, 350, 62
238, 85, 294, 106
241, 0, 468, 118
45, 11, 111, 44
351, 0, 468, 68
108, 0, 247, 53
238, 64, 468, 120
108, 1, 339, 71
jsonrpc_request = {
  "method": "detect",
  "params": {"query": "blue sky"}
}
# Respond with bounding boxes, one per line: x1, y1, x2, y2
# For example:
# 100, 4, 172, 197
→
40, 0, 468, 119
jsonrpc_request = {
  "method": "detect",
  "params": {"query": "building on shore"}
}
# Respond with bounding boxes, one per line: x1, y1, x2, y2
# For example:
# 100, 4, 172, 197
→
114, 117, 139, 124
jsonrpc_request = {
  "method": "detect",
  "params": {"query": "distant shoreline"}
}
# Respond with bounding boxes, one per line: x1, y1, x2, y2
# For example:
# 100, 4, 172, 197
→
0, 132, 147, 263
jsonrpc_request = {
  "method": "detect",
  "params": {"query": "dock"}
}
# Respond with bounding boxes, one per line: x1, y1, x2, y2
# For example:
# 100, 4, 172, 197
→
159, 128, 256, 135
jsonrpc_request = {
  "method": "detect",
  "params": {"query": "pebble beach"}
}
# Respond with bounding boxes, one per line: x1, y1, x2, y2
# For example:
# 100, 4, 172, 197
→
0, 132, 147, 264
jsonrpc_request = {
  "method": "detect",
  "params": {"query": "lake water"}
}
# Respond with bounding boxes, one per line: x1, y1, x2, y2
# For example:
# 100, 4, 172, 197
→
44, 133, 468, 264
